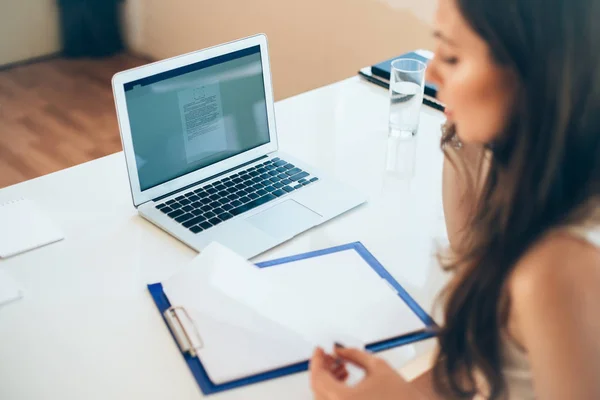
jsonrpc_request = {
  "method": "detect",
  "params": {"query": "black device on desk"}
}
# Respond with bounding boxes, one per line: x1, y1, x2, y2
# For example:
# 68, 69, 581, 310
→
358, 50, 445, 112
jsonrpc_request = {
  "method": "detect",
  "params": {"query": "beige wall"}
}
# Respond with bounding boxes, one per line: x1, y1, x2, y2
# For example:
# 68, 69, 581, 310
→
0, 0, 61, 66
122, 0, 145, 55
127, 0, 436, 100
0, 0, 437, 98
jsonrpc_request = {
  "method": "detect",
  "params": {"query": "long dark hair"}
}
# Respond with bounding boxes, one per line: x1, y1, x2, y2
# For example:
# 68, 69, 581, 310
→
433, 0, 600, 398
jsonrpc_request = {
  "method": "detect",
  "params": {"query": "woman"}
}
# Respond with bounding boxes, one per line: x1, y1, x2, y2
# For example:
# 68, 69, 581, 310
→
310, 0, 600, 398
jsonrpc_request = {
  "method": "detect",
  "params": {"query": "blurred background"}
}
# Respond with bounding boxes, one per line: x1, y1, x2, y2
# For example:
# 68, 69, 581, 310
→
0, 0, 436, 189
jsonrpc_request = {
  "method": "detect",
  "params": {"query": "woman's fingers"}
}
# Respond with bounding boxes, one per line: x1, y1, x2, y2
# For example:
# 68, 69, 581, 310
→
331, 361, 349, 381
334, 368, 349, 381
310, 347, 349, 399
334, 347, 379, 373
320, 350, 348, 381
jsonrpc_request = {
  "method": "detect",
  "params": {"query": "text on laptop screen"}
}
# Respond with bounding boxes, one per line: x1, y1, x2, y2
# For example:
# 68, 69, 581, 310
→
124, 46, 270, 191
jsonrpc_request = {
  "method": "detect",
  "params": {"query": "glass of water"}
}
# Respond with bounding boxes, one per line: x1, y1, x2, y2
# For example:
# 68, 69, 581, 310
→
388, 59, 427, 138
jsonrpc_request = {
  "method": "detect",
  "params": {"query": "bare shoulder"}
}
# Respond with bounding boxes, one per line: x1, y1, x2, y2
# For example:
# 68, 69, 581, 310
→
510, 232, 600, 298
506, 232, 600, 398
508, 231, 600, 346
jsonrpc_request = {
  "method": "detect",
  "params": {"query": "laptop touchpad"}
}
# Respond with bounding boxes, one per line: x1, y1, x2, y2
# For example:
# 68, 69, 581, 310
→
247, 200, 322, 239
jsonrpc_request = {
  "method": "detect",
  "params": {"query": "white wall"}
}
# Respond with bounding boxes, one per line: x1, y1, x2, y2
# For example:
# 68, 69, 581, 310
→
0, 0, 61, 66
125, 0, 437, 100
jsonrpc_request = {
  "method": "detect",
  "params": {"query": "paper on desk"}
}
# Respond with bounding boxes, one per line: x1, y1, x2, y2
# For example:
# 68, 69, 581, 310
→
0, 270, 24, 307
163, 244, 322, 384
164, 242, 361, 350
205, 242, 424, 346
0, 198, 64, 258
162, 242, 425, 384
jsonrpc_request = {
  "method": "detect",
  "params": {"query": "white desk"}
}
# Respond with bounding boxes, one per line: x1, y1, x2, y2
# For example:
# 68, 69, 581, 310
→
0, 77, 449, 400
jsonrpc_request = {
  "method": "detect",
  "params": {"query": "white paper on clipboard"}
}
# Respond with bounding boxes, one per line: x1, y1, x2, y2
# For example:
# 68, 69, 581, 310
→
162, 242, 425, 384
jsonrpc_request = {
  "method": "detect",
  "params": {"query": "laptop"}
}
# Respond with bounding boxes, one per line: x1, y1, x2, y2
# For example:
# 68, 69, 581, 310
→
112, 34, 365, 259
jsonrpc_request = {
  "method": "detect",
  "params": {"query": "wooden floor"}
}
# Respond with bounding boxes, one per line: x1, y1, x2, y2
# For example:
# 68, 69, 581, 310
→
0, 54, 148, 188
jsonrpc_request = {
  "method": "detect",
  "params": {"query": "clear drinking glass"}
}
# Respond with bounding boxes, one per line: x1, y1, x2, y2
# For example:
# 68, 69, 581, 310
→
388, 59, 427, 138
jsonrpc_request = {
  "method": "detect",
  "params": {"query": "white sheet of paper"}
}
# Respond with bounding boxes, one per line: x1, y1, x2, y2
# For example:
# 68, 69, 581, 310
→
162, 242, 425, 384
209, 243, 425, 343
0, 198, 64, 258
206, 243, 355, 347
0, 270, 24, 307
163, 246, 315, 384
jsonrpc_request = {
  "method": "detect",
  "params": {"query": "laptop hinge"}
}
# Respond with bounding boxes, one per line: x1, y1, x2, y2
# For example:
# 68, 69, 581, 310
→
151, 155, 269, 203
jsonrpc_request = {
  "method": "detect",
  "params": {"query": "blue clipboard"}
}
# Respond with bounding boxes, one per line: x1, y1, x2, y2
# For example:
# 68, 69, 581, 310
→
147, 241, 437, 395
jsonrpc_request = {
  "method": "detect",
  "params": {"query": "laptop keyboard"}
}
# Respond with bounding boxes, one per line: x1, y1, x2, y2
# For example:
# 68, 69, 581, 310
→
154, 157, 319, 234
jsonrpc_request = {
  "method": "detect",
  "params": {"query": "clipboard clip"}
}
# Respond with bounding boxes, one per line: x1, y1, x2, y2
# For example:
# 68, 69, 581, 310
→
164, 306, 204, 357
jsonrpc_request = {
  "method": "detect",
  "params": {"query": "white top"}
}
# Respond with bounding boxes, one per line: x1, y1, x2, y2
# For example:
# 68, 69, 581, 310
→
0, 77, 450, 400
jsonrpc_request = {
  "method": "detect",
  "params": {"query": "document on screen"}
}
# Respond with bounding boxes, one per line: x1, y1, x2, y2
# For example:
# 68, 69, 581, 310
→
178, 84, 228, 163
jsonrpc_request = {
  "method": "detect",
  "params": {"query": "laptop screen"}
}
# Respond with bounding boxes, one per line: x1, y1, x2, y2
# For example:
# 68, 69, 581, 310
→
123, 46, 270, 191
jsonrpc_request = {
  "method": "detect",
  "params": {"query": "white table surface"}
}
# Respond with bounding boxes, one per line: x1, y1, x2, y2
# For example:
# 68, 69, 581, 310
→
0, 76, 450, 400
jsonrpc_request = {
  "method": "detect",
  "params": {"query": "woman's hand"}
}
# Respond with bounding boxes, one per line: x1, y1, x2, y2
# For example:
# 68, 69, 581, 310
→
310, 346, 425, 400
